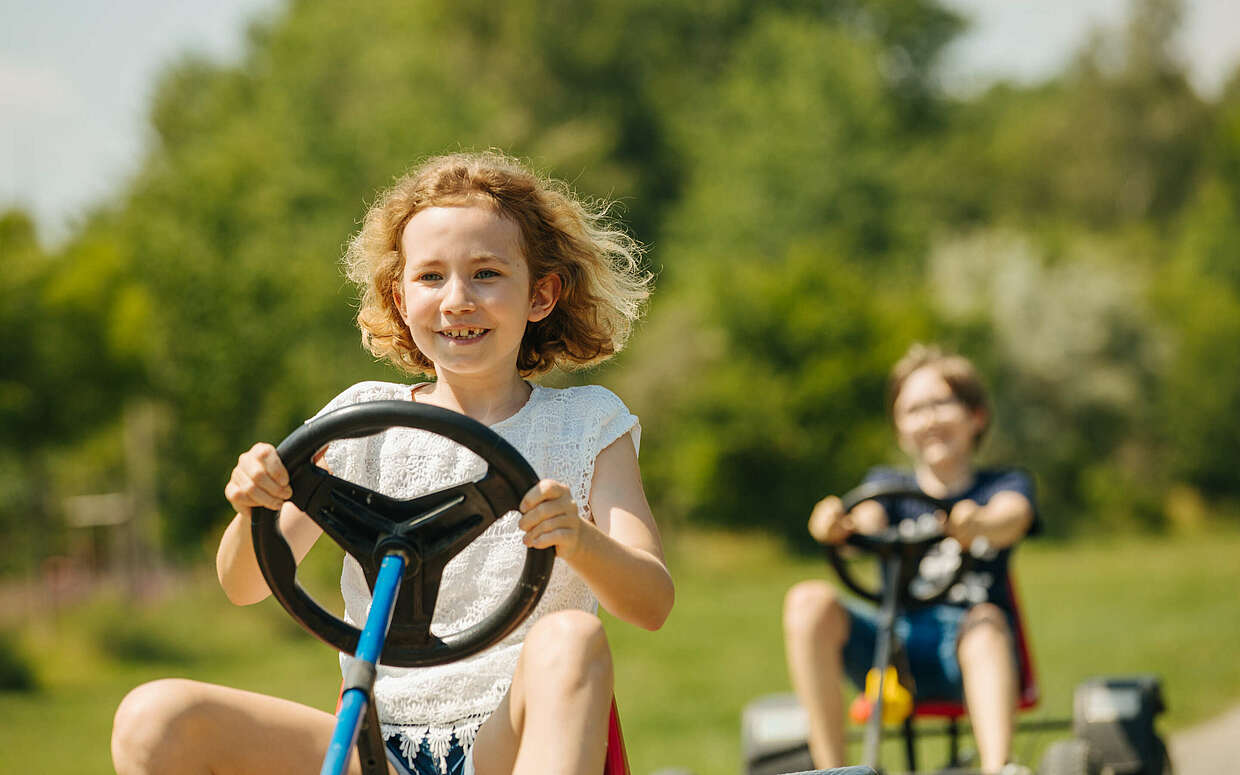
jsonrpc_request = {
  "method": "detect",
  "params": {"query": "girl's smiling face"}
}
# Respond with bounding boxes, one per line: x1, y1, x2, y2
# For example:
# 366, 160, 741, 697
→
393, 202, 559, 380
892, 365, 987, 469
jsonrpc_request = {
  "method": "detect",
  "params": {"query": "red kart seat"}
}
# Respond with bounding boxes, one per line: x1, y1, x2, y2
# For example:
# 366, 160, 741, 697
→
605, 697, 631, 775
913, 575, 1039, 719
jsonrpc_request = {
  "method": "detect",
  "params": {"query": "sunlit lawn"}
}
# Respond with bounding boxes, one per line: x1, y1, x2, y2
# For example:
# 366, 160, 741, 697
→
1, 526, 1237, 775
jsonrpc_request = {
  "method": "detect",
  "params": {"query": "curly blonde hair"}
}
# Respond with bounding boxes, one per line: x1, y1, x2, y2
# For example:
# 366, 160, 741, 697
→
343, 151, 651, 376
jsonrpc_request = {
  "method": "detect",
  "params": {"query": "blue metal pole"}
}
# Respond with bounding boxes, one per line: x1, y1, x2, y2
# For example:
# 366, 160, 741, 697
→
321, 552, 407, 775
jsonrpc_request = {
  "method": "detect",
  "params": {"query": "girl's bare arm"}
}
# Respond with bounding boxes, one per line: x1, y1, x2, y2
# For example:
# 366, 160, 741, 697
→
520, 434, 673, 631
217, 442, 324, 605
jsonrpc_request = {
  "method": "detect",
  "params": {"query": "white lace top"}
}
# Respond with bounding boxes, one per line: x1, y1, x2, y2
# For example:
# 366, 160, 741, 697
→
311, 380, 640, 764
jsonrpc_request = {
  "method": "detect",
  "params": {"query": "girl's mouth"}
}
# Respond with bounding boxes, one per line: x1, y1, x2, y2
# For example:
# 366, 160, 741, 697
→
438, 327, 490, 342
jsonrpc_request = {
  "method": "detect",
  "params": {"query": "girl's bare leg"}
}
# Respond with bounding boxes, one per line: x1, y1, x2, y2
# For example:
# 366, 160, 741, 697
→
473, 610, 614, 775
783, 580, 851, 769
957, 603, 1018, 773
111, 678, 382, 775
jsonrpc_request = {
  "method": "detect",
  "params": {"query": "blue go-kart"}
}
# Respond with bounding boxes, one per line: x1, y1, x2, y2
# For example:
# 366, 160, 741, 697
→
251, 401, 876, 775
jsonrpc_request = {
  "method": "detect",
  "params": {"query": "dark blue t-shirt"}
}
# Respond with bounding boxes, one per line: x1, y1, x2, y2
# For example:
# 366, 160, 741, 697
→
862, 467, 1039, 618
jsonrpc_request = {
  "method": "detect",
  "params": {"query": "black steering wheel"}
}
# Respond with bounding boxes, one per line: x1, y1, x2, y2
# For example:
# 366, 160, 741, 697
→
825, 480, 974, 609
250, 400, 553, 668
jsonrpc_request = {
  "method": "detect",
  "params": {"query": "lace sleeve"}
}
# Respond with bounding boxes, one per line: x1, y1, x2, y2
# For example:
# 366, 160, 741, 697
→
576, 386, 640, 522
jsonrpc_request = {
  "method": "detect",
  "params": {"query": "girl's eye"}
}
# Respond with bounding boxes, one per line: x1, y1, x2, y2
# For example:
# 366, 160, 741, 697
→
475, 269, 500, 279
416, 272, 443, 282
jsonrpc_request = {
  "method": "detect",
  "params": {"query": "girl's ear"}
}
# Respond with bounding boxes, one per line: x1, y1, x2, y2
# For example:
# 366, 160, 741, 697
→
391, 279, 412, 328
528, 273, 562, 323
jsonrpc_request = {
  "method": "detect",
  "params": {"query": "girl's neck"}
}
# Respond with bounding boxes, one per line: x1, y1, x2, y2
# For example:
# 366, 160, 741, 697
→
914, 458, 976, 499
414, 371, 532, 426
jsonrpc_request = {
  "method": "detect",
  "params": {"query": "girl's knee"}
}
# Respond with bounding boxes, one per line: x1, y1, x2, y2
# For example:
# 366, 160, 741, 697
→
112, 678, 207, 771
523, 611, 612, 684
784, 580, 847, 643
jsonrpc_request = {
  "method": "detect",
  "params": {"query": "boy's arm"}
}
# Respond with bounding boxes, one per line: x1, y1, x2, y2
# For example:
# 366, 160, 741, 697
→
520, 434, 673, 631
945, 490, 1034, 551
808, 496, 888, 544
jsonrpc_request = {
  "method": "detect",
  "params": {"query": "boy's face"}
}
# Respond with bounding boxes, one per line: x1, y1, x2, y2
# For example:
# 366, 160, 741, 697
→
393, 202, 559, 381
892, 366, 987, 469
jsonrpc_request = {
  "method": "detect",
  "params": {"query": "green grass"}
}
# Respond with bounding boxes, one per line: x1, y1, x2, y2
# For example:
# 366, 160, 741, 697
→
0, 527, 1236, 775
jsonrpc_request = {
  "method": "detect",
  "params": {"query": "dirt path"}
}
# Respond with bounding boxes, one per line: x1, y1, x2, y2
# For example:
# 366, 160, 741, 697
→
1169, 702, 1240, 775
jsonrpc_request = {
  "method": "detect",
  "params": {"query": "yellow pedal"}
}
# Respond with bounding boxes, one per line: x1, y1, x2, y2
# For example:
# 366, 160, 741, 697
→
850, 666, 913, 725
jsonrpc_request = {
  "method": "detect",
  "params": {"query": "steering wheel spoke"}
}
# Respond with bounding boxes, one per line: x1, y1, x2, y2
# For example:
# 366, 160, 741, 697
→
388, 566, 445, 647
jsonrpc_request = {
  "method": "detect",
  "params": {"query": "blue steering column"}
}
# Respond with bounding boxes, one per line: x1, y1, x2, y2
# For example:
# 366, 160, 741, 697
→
322, 551, 407, 775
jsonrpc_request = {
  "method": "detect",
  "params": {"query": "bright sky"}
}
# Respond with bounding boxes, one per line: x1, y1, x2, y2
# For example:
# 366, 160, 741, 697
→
2, 0, 1238, 246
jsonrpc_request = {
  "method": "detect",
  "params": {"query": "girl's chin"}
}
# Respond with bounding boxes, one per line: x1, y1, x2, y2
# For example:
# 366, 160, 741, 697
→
426, 342, 524, 376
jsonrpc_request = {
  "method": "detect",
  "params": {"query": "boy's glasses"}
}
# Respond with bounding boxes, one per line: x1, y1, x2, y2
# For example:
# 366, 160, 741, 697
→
898, 396, 965, 420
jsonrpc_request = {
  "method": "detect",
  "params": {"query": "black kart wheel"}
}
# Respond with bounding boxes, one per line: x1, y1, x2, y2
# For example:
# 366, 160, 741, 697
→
250, 400, 553, 668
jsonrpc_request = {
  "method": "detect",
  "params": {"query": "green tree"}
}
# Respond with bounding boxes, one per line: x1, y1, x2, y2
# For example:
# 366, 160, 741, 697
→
620, 9, 949, 544
0, 211, 147, 571
1153, 74, 1240, 506
104, 0, 963, 549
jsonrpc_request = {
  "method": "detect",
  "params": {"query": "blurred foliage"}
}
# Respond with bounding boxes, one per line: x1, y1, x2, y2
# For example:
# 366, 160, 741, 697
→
2, 0, 1239, 568
0, 630, 37, 692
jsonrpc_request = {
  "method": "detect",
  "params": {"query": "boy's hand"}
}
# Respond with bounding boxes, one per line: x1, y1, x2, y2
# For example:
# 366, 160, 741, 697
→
225, 442, 293, 519
944, 498, 983, 549
518, 479, 586, 559
808, 495, 854, 545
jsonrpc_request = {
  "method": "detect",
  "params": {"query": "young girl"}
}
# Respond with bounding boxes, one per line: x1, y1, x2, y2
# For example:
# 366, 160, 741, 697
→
782, 344, 1037, 775
111, 151, 674, 775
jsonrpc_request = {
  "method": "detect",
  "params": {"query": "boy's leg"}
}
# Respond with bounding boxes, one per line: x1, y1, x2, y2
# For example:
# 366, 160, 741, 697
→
956, 603, 1018, 773
111, 677, 383, 775
782, 580, 854, 769
473, 610, 613, 775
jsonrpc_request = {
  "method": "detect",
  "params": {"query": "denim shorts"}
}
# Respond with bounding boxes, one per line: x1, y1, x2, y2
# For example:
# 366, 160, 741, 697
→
384, 735, 474, 775
841, 601, 970, 703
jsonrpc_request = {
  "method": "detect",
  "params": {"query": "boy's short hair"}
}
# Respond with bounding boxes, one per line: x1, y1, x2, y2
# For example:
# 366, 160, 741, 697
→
344, 151, 651, 376
887, 343, 992, 443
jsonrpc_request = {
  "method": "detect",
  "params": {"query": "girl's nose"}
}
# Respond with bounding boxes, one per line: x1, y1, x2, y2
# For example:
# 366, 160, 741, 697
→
441, 276, 476, 313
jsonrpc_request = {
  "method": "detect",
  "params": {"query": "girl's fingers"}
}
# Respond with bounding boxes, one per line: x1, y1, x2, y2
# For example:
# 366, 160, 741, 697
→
239, 450, 292, 501
518, 496, 577, 532
523, 516, 578, 548
228, 467, 289, 511
244, 466, 292, 504
257, 447, 290, 490
518, 479, 581, 554
519, 479, 569, 513
526, 527, 575, 550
